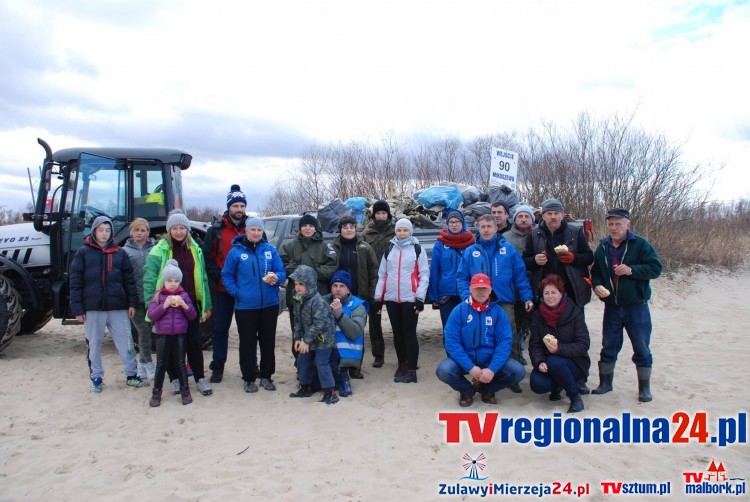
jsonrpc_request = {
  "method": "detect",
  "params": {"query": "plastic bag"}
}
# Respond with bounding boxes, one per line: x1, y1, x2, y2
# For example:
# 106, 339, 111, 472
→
317, 198, 351, 233
417, 186, 464, 210
344, 197, 367, 224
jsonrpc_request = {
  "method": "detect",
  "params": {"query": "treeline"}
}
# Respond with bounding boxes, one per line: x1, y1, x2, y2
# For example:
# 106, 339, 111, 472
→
262, 111, 749, 270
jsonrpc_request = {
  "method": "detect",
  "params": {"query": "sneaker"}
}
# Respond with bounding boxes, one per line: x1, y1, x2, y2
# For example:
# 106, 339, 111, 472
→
126, 376, 150, 388
145, 362, 156, 380
149, 389, 162, 407
289, 384, 314, 398
137, 362, 147, 379
196, 378, 213, 396
394, 369, 417, 383
372, 357, 384, 368
181, 388, 193, 405
244, 380, 258, 393
171, 379, 180, 395
393, 362, 408, 379
90, 377, 103, 394
320, 388, 339, 405
259, 378, 276, 391
210, 369, 223, 384
186, 363, 193, 377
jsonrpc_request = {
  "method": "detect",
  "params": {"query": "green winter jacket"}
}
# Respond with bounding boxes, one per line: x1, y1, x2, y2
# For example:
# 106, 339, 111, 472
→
363, 218, 395, 261
591, 231, 662, 306
279, 232, 338, 295
143, 237, 213, 321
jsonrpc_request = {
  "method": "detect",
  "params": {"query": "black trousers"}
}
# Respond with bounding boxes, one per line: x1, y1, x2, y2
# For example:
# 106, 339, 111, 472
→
369, 306, 385, 359
385, 301, 420, 370
167, 317, 204, 382
235, 306, 279, 382
154, 334, 188, 391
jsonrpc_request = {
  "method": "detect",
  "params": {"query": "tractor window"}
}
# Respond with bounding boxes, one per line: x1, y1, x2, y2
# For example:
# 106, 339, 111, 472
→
169, 165, 184, 210
74, 153, 127, 237
133, 164, 167, 219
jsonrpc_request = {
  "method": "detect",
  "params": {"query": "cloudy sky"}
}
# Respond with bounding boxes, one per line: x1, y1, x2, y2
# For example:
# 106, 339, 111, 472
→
1, 0, 748, 213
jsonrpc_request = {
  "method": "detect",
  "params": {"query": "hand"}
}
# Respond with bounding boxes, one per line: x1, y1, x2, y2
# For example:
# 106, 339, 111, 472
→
330, 298, 343, 315
163, 298, 173, 309
559, 251, 575, 265
543, 338, 558, 354
414, 300, 424, 313
432, 302, 440, 310
201, 310, 212, 322
613, 264, 632, 276
535, 252, 548, 266
524, 300, 534, 313
539, 362, 548, 373
76, 314, 86, 322
297, 340, 309, 354
128, 307, 135, 319
372, 301, 382, 315
479, 368, 495, 384
469, 366, 483, 380
267, 272, 278, 285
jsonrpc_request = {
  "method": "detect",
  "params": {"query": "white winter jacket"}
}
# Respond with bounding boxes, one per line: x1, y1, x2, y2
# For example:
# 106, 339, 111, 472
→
374, 237, 430, 303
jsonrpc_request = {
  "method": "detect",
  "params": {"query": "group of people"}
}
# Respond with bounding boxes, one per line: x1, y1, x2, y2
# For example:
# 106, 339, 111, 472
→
70, 185, 662, 412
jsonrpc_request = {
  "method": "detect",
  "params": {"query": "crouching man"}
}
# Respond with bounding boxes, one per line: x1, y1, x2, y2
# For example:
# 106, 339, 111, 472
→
435, 273, 525, 407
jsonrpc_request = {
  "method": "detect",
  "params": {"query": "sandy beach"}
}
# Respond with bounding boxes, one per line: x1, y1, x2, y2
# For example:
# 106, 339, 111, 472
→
1, 266, 748, 500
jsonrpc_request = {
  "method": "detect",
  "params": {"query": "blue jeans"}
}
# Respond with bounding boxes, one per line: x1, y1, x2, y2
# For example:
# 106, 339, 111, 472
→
210, 291, 235, 369
529, 355, 584, 397
601, 303, 653, 367
297, 348, 335, 389
435, 357, 525, 395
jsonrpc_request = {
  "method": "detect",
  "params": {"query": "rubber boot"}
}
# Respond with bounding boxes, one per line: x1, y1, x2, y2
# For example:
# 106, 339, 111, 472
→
338, 368, 352, 397
567, 393, 584, 413
320, 388, 339, 405
592, 361, 615, 395
637, 366, 652, 402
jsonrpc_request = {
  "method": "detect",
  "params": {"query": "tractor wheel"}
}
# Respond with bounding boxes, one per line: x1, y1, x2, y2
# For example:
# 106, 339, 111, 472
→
20, 308, 54, 334
0, 276, 23, 352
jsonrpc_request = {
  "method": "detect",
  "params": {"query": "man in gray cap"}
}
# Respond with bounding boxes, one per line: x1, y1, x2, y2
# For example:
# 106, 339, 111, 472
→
590, 208, 662, 403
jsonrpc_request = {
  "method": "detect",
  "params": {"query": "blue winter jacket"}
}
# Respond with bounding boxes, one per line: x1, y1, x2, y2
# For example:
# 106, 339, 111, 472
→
443, 299, 513, 374
429, 211, 473, 300
457, 233, 533, 304
222, 235, 287, 310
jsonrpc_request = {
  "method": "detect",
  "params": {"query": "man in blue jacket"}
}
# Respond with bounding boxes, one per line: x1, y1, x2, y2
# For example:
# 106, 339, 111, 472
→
436, 273, 525, 406
457, 214, 534, 393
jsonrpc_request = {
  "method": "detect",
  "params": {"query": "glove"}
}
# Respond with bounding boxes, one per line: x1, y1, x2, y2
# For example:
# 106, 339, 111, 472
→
414, 300, 425, 312
559, 252, 575, 265
371, 301, 382, 314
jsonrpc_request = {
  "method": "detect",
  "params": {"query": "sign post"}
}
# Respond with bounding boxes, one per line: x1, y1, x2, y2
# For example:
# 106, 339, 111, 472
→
489, 147, 519, 190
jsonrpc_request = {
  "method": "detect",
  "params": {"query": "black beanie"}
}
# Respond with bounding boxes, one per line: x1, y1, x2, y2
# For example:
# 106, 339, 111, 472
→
338, 214, 357, 231
372, 200, 391, 218
299, 213, 320, 232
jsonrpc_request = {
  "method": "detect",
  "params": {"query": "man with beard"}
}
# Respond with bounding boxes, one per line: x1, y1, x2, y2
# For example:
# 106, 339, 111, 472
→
203, 184, 248, 383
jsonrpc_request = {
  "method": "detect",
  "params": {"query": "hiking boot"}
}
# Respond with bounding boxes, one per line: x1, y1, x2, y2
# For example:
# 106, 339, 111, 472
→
144, 362, 156, 380
126, 376, 150, 388
137, 362, 148, 379
149, 388, 162, 407
210, 369, 223, 384
196, 378, 213, 396
509, 383, 523, 393
481, 392, 497, 405
320, 388, 339, 405
459, 393, 474, 407
349, 367, 364, 379
244, 380, 259, 393
90, 377, 103, 394
393, 362, 408, 379
171, 379, 180, 395
180, 387, 193, 405
290, 384, 314, 398
260, 378, 276, 391
372, 357, 384, 368
394, 369, 417, 383
549, 384, 562, 401
567, 394, 584, 413
337, 369, 352, 397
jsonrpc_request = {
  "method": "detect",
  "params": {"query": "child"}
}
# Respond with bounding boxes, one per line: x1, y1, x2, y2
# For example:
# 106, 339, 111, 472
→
69, 216, 149, 393
287, 265, 339, 405
123, 217, 156, 379
147, 259, 197, 406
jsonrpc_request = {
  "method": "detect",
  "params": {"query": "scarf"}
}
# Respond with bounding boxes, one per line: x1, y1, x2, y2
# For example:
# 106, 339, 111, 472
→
437, 229, 475, 250
470, 298, 490, 312
539, 296, 568, 328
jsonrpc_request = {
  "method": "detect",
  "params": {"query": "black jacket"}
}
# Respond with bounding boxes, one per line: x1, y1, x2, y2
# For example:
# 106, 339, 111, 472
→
529, 299, 591, 378
69, 236, 138, 315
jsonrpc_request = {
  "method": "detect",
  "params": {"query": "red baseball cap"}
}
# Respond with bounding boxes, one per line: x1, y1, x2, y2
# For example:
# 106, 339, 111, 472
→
470, 274, 492, 289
